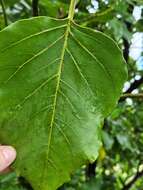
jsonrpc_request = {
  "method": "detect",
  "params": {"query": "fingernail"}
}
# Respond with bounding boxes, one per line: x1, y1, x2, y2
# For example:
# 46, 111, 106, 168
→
1, 146, 16, 163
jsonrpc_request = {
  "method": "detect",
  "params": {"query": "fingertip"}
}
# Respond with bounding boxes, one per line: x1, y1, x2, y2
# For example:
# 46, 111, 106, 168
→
0, 146, 16, 172
2, 146, 17, 162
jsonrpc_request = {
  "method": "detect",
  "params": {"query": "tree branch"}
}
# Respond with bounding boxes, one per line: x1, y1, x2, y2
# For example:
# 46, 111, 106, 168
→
86, 161, 97, 180
119, 77, 143, 102
122, 3, 134, 63
32, 0, 39, 17
0, 0, 8, 26
123, 37, 130, 63
125, 77, 143, 93
120, 93, 143, 100
122, 169, 143, 190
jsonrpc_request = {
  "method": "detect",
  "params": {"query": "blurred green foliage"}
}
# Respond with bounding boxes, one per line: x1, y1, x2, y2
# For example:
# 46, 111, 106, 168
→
0, 0, 143, 189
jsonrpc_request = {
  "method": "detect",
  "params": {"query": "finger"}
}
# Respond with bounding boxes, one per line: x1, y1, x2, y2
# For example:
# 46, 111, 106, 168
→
0, 146, 16, 173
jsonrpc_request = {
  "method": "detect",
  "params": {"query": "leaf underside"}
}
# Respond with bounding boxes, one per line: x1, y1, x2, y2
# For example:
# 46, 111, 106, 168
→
0, 17, 127, 190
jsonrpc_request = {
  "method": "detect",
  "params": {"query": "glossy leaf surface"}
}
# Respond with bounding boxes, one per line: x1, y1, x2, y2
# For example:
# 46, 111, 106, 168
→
0, 17, 127, 190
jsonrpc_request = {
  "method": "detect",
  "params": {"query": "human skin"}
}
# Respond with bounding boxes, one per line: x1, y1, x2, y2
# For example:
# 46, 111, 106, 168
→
0, 145, 16, 173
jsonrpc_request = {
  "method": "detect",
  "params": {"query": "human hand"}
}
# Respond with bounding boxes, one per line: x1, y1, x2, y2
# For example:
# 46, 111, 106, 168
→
0, 145, 16, 173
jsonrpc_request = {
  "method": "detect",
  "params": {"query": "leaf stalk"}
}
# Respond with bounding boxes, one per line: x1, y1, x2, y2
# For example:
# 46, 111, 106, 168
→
68, 0, 76, 20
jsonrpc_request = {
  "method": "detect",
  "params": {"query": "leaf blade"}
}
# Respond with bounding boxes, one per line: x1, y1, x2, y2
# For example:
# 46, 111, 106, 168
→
0, 17, 127, 190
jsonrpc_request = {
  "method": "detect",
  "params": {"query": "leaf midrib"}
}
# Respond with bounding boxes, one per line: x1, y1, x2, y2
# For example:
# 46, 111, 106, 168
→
42, 19, 71, 186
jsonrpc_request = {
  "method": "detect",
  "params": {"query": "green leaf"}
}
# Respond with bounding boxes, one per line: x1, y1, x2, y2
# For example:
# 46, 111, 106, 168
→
39, 0, 68, 17
108, 18, 132, 42
116, 134, 132, 151
0, 16, 127, 190
102, 131, 114, 150
3, 0, 19, 6
0, 172, 26, 190
136, 19, 143, 32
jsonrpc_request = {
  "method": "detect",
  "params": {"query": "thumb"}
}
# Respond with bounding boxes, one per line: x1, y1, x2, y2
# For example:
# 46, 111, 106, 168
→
0, 146, 16, 172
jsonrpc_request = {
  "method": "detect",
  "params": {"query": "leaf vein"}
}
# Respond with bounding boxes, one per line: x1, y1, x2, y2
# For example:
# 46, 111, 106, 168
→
69, 31, 115, 90
3, 35, 64, 84
14, 74, 58, 109
1, 24, 66, 53
60, 79, 83, 100
66, 48, 97, 100
58, 89, 80, 119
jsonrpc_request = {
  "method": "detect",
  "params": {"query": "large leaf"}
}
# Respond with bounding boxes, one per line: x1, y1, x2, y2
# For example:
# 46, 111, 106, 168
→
3, 0, 19, 6
0, 16, 127, 190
